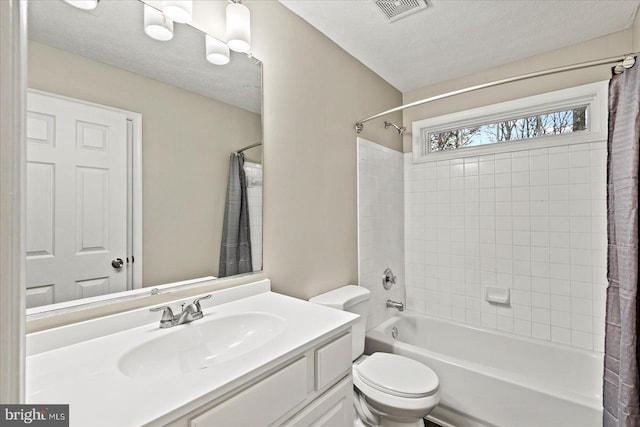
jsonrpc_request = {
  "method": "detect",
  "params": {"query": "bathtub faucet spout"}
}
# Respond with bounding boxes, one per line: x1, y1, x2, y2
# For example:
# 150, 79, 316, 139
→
386, 299, 405, 312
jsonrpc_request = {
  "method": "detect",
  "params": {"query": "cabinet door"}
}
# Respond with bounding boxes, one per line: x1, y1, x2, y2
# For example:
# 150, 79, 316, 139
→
282, 377, 353, 427
190, 357, 308, 427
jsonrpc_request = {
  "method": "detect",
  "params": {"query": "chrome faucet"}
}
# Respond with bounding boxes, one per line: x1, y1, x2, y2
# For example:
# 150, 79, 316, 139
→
386, 299, 405, 312
150, 294, 212, 328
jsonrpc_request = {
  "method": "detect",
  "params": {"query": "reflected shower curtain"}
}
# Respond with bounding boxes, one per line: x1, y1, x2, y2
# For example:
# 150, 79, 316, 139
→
603, 61, 640, 426
218, 153, 252, 277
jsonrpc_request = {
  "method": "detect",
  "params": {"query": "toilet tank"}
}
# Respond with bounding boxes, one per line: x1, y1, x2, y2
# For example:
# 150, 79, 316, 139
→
309, 285, 370, 360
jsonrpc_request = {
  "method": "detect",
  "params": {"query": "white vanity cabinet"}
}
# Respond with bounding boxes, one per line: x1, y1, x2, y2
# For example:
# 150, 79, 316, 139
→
166, 332, 354, 427
27, 285, 359, 427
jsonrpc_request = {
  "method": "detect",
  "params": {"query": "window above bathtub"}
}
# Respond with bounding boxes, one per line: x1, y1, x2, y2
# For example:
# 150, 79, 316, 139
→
412, 81, 608, 163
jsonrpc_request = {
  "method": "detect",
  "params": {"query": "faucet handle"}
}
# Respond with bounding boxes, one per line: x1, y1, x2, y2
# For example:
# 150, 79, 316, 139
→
150, 306, 174, 324
192, 294, 212, 311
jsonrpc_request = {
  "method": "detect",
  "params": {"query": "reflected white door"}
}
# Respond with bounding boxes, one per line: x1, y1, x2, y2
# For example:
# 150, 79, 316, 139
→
26, 91, 129, 307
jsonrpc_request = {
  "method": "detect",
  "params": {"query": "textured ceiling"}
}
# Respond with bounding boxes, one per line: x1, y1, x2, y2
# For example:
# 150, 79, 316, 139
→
280, 0, 640, 92
28, 0, 262, 113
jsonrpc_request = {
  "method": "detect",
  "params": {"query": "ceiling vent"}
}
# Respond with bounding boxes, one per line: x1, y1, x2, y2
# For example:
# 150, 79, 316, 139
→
374, 0, 427, 22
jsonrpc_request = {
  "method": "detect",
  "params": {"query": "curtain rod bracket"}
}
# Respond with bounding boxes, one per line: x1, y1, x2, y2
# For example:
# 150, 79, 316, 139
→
355, 122, 364, 133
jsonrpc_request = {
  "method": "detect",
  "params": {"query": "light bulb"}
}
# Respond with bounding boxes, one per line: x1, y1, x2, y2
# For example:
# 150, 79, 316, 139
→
206, 35, 230, 65
226, 2, 251, 53
162, 0, 193, 24
144, 5, 174, 42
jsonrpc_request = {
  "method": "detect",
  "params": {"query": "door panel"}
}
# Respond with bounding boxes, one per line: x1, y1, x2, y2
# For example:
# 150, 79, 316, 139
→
26, 92, 129, 307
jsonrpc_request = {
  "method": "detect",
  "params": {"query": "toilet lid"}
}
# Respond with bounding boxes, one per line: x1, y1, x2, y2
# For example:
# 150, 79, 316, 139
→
355, 353, 439, 398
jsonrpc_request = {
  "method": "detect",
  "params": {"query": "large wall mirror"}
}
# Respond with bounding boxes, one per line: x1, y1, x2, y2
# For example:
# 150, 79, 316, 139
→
25, 0, 263, 314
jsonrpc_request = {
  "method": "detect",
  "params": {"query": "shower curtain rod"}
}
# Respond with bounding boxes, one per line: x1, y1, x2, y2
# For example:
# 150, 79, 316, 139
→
354, 51, 639, 133
236, 141, 262, 153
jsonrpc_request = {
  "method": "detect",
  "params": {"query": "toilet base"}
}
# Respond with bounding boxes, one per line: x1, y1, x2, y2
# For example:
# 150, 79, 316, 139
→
353, 388, 432, 427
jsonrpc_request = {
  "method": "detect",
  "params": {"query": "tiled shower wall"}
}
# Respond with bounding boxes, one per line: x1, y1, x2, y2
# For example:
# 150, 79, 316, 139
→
358, 138, 405, 330
404, 142, 608, 352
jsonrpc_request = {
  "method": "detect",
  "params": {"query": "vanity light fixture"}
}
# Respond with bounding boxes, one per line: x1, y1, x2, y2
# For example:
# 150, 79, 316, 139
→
226, 0, 251, 53
162, 0, 193, 24
206, 35, 231, 65
62, 0, 100, 10
144, 4, 174, 42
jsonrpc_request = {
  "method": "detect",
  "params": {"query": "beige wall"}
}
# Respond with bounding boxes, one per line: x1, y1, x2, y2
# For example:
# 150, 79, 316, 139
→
402, 30, 633, 152
192, 1, 404, 300
28, 41, 262, 287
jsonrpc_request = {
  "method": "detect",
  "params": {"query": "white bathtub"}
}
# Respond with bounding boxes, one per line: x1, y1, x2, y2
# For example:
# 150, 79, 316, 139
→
365, 313, 603, 427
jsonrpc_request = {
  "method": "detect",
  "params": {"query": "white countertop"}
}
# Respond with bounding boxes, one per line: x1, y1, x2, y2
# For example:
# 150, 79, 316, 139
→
26, 288, 357, 427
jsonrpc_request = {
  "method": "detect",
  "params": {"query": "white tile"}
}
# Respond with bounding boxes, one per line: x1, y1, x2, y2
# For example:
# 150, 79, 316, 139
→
530, 170, 549, 186
571, 312, 593, 333
497, 315, 514, 332
549, 231, 570, 248
531, 276, 550, 293
550, 279, 571, 296
479, 161, 495, 175
551, 326, 571, 344
550, 293, 571, 312
531, 292, 550, 309
495, 230, 513, 245
551, 309, 571, 328
570, 183, 591, 200
531, 247, 550, 263
512, 217, 531, 231
532, 322, 551, 340
530, 155, 549, 171
494, 173, 512, 188
549, 153, 569, 169
531, 231, 549, 247
479, 174, 495, 188
450, 163, 465, 177
570, 217, 591, 233
514, 319, 532, 336
512, 156, 530, 172
549, 185, 569, 201
549, 263, 570, 280
591, 166, 606, 184
512, 171, 530, 187
464, 175, 479, 189
530, 186, 549, 201
512, 246, 531, 262
569, 167, 591, 184
511, 230, 529, 246
513, 289, 532, 306
550, 247, 570, 264
495, 158, 512, 173
571, 297, 593, 315
571, 330, 593, 350
514, 274, 531, 290
569, 150, 591, 168
549, 168, 569, 185
514, 304, 532, 320
495, 187, 512, 202
464, 161, 479, 176
479, 188, 495, 202
530, 216, 549, 232
548, 145, 569, 154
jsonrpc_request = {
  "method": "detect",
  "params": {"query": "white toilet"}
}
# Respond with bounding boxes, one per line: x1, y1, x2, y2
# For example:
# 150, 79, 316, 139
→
310, 285, 440, 427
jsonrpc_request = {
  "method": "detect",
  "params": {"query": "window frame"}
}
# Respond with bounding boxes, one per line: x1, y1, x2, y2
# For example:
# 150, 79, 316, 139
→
411, 81, 609, 163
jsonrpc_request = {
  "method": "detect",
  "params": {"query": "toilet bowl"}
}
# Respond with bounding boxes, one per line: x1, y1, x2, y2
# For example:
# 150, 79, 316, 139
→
309, 285, 440, 427
353, 353, 440, 427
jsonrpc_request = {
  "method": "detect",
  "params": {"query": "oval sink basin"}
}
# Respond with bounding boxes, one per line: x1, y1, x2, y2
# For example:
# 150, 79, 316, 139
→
118, 312, 287, 379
